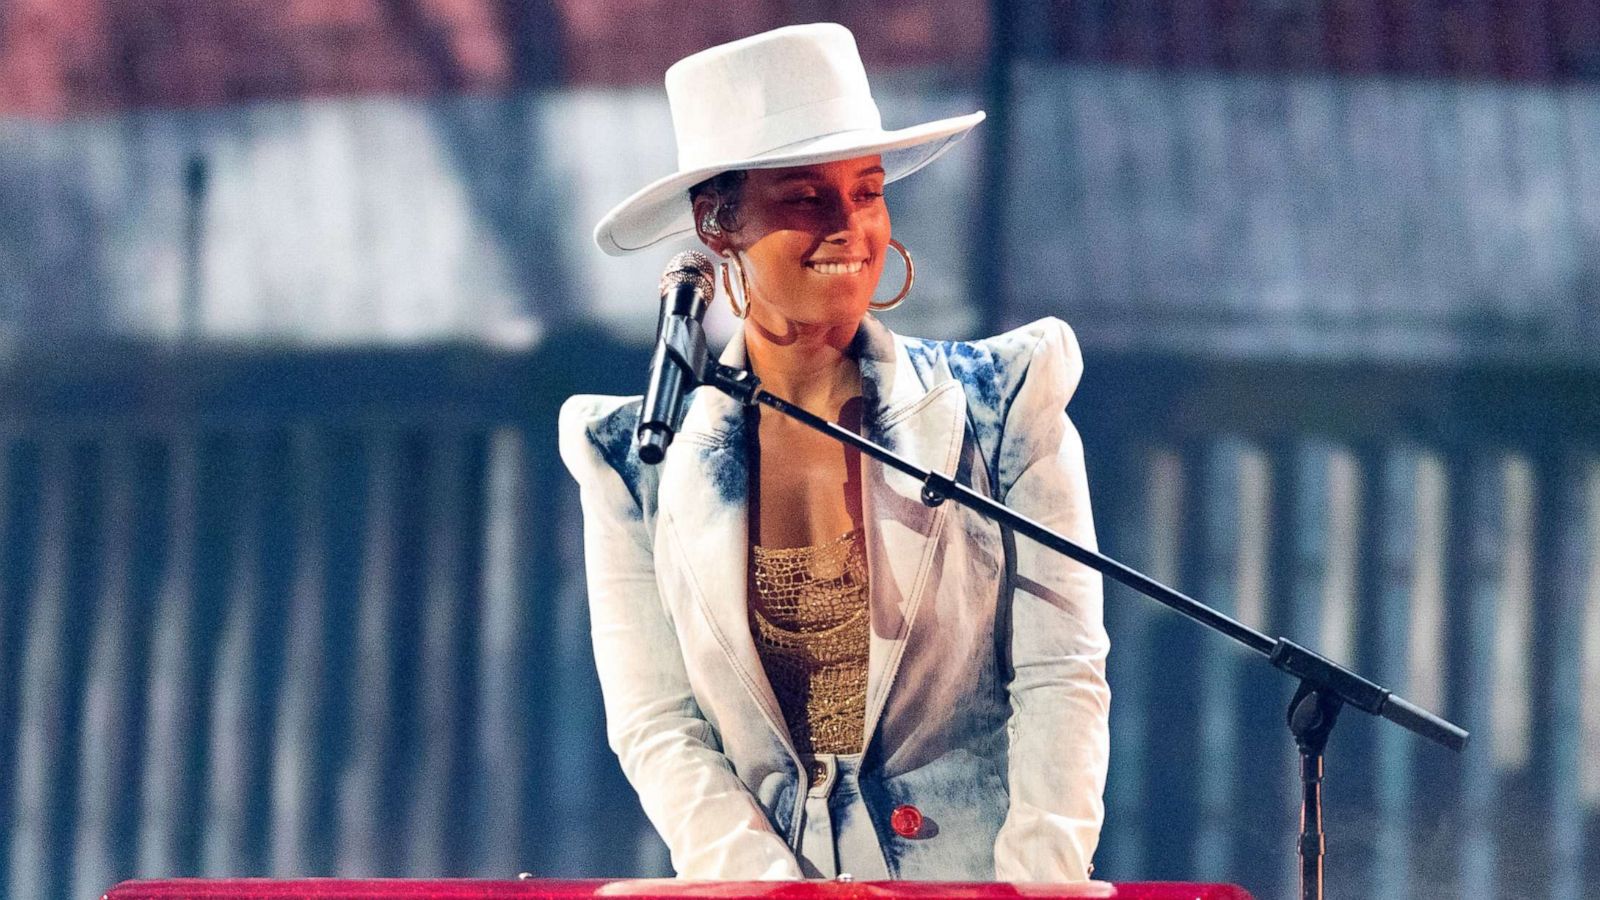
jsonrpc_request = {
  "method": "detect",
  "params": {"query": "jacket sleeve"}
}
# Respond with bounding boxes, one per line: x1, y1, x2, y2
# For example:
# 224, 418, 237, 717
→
558, 396, 803, 879
989, 320, 1111, 882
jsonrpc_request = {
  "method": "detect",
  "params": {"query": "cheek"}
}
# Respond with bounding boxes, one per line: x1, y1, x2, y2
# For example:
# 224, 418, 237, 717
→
862, 201, 891, 234
741, 234, 809, 290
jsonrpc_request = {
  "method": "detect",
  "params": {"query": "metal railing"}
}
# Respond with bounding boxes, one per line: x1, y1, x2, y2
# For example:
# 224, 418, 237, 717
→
0, 337, 1593, 899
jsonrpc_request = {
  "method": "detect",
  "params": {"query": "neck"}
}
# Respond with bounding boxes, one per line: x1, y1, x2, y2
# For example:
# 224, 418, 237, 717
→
741, 317, 862, 412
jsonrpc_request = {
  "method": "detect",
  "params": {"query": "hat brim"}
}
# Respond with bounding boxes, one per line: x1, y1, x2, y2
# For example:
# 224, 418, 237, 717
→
593, 110, 985, 256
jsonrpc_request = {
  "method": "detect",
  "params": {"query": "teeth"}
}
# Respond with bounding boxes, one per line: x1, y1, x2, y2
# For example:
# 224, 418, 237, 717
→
810, 261, 864, 275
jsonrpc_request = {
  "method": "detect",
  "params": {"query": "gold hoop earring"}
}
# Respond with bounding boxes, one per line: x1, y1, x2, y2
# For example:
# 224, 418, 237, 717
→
869, 239, 915, 311
721, 253, 751, 319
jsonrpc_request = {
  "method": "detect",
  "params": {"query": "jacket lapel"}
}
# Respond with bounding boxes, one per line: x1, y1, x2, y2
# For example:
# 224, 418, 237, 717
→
655, 332, 792, 746
655, 317, 967, 756
855, 317, 966, 746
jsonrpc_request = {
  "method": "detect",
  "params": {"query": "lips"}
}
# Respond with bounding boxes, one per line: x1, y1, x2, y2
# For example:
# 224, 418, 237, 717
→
807, 259, 866, 275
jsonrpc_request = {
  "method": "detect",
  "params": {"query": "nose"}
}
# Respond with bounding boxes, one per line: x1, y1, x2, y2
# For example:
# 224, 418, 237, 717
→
822, 196, 861, 244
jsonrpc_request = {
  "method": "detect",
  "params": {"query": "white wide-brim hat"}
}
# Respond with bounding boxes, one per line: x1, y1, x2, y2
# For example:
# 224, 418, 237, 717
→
593, 23, 985, 256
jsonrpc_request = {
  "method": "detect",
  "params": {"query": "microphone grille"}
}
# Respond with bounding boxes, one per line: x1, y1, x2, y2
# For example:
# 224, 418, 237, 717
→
660, 250, 715, 294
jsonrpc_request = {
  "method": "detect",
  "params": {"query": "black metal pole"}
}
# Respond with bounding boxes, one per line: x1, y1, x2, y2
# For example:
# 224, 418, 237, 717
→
697, 356, 1468, 752
651, 324, 1469, 894
1288, 683, 1341, 900
1301, 746, 1325, 900
726, 364, 1276, 653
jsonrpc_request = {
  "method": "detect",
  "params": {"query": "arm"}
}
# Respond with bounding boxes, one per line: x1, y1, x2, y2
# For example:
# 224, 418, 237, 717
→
558, 397, 803, 879
989, 321, 1111, 882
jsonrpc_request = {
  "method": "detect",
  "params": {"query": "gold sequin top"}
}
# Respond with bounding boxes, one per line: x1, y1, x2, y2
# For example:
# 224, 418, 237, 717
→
749, 528, 870, 756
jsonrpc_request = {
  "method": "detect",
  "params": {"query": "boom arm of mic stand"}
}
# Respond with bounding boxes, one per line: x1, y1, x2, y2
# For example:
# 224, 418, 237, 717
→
698, 350, 1465, 900
697, 358, 1468, 753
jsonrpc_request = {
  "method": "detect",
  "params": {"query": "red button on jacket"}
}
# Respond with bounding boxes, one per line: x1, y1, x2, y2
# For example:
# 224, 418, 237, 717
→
890, 804, 923, 838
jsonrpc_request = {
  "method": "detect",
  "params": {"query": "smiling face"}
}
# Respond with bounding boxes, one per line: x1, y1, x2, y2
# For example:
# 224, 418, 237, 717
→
693, 155, 889, 334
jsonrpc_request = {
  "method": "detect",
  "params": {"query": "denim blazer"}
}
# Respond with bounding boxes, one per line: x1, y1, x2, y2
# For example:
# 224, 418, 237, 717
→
557, 315, 1109, 882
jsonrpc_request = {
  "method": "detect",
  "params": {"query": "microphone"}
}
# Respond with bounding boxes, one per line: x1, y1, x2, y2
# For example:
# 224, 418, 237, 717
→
637, 250, 715, 465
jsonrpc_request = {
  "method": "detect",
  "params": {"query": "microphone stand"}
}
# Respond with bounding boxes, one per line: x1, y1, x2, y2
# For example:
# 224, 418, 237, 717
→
655, 317, 1468, 900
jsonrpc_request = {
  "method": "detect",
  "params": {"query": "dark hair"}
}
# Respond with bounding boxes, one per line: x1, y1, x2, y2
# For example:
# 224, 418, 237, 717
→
688, 169, 748, 233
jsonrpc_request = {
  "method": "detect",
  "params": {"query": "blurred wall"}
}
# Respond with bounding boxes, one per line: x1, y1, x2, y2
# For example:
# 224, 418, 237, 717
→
2, 3, 1599, 900
3, 3, 1599, 356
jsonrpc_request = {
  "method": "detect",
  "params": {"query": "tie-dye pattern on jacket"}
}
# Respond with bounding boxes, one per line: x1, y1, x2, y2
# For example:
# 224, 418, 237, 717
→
558, 315, 1109, 881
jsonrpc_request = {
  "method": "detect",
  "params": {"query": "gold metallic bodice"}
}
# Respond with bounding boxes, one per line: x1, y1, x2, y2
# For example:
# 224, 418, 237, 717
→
749, 529, 870, 756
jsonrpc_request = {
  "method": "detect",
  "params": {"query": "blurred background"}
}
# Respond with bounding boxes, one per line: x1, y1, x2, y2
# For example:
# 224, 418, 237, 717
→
1, 2, 1598, 898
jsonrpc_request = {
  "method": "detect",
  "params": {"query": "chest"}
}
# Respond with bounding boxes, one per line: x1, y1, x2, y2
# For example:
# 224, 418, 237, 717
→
750, 408, 865, 548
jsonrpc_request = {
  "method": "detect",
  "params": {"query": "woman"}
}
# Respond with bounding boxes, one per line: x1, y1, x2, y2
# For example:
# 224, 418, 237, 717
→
560, 23, 1108, 882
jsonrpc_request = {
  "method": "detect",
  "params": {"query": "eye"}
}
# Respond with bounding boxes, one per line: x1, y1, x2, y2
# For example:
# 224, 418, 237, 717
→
785, 194, 821, 205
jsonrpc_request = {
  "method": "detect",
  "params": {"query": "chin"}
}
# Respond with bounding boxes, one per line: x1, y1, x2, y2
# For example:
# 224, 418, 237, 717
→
815, 283, 874, 314
809, 295, 872, 327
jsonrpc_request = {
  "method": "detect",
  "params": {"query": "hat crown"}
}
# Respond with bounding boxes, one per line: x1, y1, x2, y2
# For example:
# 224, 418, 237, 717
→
665, 23, 883, 171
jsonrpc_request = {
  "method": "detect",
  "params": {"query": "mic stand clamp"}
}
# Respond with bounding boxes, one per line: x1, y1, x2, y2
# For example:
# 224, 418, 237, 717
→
920, 471, 956, 508
661, 315, 709, 388
705, 361, 759, 406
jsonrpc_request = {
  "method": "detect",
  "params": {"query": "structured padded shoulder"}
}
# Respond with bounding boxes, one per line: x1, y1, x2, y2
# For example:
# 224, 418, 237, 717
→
898, 317, 1084, 496
558, 317, 1084, 516
557, 393, 662, 525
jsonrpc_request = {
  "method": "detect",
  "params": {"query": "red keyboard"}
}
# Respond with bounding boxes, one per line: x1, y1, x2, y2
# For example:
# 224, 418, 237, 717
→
103, 878, 1253, 900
